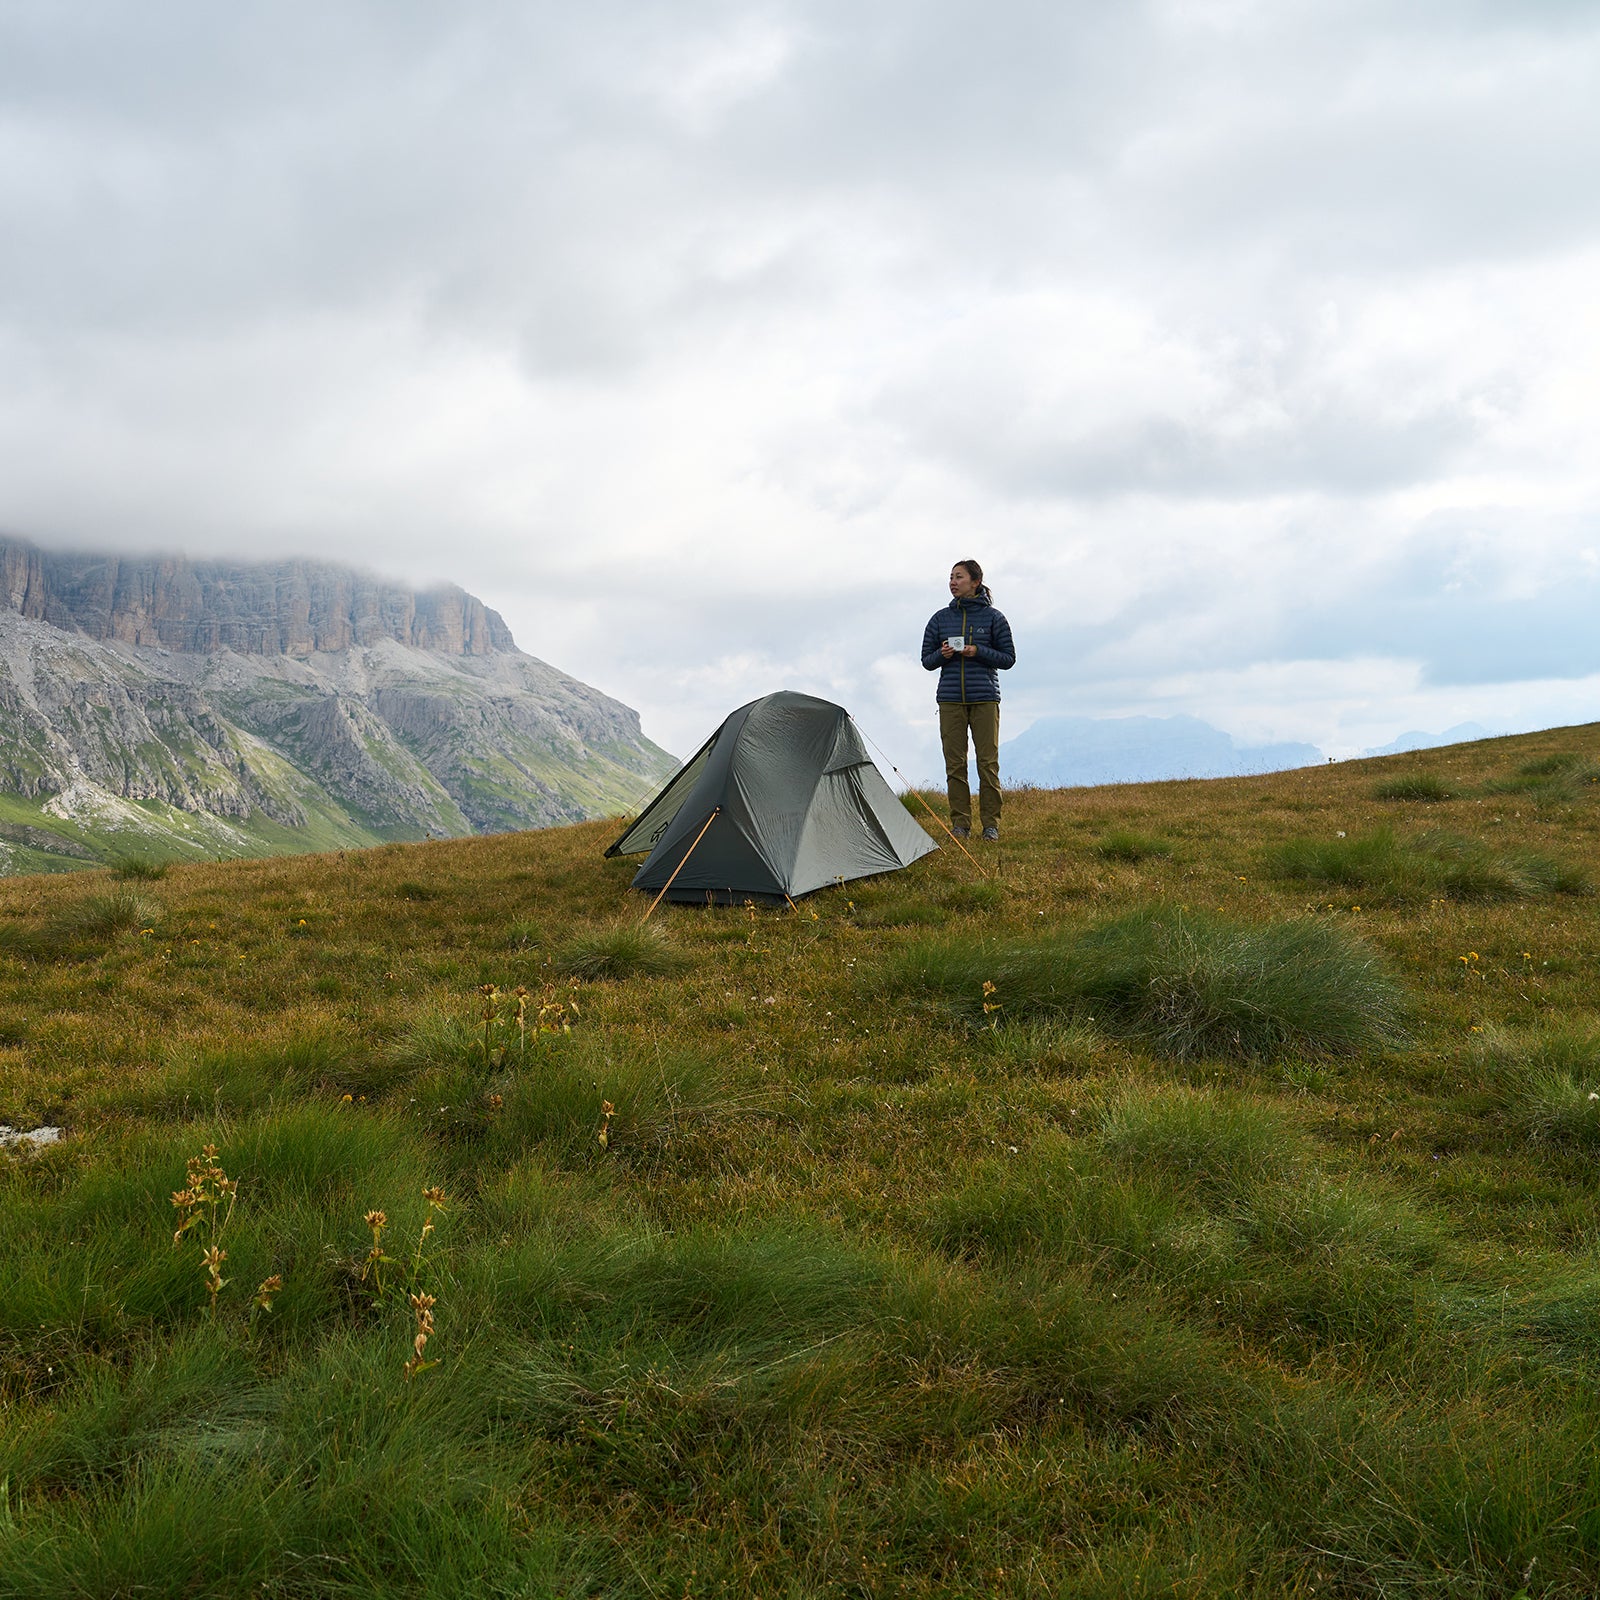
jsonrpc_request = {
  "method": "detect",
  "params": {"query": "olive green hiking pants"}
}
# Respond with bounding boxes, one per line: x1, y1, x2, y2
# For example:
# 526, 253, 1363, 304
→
939, 701, 1002, 832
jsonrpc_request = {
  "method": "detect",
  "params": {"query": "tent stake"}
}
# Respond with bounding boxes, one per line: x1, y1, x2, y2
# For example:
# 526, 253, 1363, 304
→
849, 719, 991, 879
641, 807, 721, 922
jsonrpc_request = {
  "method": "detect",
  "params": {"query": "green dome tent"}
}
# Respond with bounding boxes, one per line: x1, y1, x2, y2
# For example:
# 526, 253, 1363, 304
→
606, 692, 938, 904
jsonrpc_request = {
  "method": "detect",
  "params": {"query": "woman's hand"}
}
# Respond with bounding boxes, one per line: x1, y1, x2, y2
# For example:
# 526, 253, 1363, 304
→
962, 644, 977, 658
940, 642, 955, 658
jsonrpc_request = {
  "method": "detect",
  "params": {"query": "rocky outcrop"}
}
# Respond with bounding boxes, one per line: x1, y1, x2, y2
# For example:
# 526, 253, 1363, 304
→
0, 626, 308, 822
230, 687, 470, 835
0, 535, 515, 658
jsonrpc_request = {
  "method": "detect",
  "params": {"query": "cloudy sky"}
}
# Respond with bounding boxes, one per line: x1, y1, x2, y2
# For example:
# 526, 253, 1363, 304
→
3, 1, 1598, 775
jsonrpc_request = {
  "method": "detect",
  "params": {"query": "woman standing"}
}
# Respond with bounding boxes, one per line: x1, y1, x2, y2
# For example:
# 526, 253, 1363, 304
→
920, 559, 1016, 840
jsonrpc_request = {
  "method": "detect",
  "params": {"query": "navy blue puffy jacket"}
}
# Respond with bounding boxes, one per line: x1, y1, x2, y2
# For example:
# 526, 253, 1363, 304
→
921, 592, 1016, 703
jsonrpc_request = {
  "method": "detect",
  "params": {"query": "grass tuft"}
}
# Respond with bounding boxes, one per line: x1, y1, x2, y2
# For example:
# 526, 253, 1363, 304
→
48, 888, 165, 941
1483, 753, 1600, 803
385, 1010, 484, 1081
1266, 826, 1587, 901
930, 1098, 1440, 1352
556, 920, 687, 981
1473, 1025, 1600, 1148
109, 854, 171, 881
1097, 1087, 1293, 1194
1371, 773, 1453, 802
1517, 753, 1591, 777
1093, 828, 1175, 862
887, 908, 1408, 1059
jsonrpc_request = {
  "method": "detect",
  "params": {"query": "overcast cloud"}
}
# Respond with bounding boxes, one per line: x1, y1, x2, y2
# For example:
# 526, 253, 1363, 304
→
2, 0, 1598, 776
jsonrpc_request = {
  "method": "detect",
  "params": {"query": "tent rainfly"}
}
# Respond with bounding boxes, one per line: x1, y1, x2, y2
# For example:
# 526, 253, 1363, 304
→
606, 692, 938, 904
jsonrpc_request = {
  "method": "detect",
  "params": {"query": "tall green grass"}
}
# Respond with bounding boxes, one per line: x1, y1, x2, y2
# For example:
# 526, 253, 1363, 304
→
1266, 826, 1588, 900
1093, 828, 1175, 862
110, 854, 171, 881
1484, 752, 1600, 803
931, 1090, 1442, 1354
46, 888, 165, 942
3, 1095, 1594, 1597
1371, 773, 1454, 802
8, 736, 1600, 1594
1472, 1024, 1600, 1149
556, 919, 687, 980
886, 908, 1408, 1059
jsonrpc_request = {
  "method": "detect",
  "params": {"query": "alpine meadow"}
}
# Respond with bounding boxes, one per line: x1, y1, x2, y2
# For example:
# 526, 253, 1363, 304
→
3, 724, 1600, 1598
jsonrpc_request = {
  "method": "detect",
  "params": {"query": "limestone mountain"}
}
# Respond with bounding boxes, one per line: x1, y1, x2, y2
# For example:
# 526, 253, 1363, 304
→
0, 537, 675, 874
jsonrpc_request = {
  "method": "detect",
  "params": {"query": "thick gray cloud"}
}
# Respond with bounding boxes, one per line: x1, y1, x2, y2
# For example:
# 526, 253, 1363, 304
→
2, 0, 1598, 775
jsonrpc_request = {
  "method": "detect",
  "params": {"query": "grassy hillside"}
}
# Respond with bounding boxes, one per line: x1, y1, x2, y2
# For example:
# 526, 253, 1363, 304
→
1, 724, 1598, 1596
0, 783, 398, 879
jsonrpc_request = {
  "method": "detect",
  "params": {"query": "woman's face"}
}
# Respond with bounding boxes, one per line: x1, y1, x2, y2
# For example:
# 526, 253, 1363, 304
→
949, 565, 977, 600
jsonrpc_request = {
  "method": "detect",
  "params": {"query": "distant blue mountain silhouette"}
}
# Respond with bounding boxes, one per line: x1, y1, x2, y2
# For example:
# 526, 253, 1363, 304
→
1361, 723, 1496, 757
1000, 714, 1323, 787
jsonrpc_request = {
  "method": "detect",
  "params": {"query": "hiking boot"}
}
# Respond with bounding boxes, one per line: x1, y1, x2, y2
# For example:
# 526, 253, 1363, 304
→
981, 826, 999, 842
950, 825, 971, 839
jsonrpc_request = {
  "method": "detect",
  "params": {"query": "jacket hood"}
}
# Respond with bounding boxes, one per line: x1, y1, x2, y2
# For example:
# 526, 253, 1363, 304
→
945, 590, 991, 608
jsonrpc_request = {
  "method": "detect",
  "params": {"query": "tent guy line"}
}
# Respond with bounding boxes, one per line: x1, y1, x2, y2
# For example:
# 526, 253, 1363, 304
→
848, 715, 992, 880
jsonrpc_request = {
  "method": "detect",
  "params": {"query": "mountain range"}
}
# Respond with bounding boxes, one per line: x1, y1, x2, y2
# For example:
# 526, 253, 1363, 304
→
1000, 714, 1324, 787
0, 537, 675, 874
1361, 723, 1498, 757
999, 714, 1509, 787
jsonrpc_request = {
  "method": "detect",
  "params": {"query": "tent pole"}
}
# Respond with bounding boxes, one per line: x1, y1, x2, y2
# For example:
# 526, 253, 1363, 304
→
641, 807, 721, 923
849, 719, 991, 879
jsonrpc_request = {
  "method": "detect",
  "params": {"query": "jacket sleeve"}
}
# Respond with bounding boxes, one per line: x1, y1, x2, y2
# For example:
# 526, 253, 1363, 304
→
921, 615, 945, 671
975, 610, 1015, 670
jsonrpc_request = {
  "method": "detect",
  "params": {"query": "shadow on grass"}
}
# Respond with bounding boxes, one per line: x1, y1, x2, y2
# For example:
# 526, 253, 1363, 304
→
849, 878, 1005, 929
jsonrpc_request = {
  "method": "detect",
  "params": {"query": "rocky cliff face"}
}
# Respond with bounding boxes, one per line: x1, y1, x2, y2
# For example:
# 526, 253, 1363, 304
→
0, 538, 676, 873
0, 537, 515, 657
